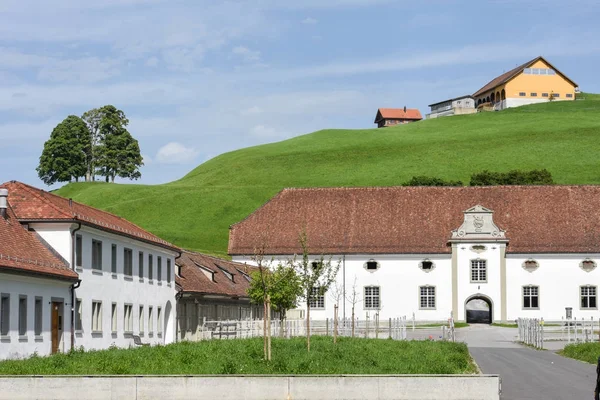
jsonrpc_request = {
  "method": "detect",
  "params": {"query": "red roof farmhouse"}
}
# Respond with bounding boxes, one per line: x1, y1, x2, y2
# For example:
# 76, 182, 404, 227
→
374, 107, 422, 128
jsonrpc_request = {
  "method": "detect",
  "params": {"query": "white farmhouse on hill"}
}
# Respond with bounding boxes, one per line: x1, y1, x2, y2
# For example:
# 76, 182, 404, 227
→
0, 181, 179, 359
229, 186, 600, 324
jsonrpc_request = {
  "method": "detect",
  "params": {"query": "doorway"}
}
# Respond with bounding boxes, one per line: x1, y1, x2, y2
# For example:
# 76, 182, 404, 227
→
465, 296, 492, 324
51, 301, 63, 354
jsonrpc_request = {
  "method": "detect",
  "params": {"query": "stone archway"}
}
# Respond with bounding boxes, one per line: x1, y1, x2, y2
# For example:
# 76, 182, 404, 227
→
465, 295, 493, 324
501, 89, 506, 100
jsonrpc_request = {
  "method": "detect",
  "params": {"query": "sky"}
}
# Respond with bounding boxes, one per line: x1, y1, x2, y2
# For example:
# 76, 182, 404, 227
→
1, 0, 599, 188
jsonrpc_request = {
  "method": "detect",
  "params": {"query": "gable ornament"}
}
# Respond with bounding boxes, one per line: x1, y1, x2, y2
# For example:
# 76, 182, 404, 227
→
450, 205, 508, 243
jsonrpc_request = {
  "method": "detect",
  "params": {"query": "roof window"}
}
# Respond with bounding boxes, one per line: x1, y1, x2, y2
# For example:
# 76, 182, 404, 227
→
419, 260, 435, 273
364, 260, 380, 272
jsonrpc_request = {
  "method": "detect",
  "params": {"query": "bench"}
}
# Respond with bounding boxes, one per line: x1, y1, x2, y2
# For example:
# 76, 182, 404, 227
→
132, 334, 150, 346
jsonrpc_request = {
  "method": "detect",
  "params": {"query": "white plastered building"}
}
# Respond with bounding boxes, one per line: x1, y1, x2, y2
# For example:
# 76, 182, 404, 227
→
0, 181, 180, 359
229, 186, 600, 323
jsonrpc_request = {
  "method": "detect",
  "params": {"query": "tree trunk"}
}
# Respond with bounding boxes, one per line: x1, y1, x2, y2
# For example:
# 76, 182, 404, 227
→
351, 306, 355, 338
334, 304, 338, 344
111, 174, 115, 183
280, 310, 285, 338
306, 301, 311, 352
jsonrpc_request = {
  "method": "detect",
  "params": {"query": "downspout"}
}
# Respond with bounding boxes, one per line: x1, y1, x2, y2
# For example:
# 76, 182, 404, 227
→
174, 250, 183, 343
70, 221, 82, 351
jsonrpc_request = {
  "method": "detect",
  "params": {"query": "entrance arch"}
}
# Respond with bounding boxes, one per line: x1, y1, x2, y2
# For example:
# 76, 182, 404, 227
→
164, 300, 174, 344
465, 295, 493, 324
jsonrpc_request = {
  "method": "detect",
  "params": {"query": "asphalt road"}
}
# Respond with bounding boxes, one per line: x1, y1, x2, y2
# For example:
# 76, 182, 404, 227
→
463, 325, 596, 400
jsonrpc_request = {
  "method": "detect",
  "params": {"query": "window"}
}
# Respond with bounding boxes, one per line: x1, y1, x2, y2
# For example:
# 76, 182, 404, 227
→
92, 240, 102, 270
148, 255, 153, 281
308, 287, 325, 309
553, 93, 560, 98
19, 296, 27, 336
148, 306, 153, 334
519, 92, 526, 97
75, 298, 82, 331
522, 260, 539, 273
92, 301, 102, 332
139, 305, 144, 334
419, 260, 435, 272
364, 286, 380, 310
471, 260, 487, 282
34, 297, 42, 336
542, 93, 549, 97
138, 251, 144, 278
420, 286, 436, 309
531, 92, 537, 97
124, 248, 133, 276
157, 257, 162, 281
523, 286, 539, 309
111, 244, 117, 274
75, 234, 83, 267
365, 260, 379, 271
124, 304, 133, 333
523, 68, 531, 74
580, 259, 597, 273
566, 93, 573, 98
111, 303, 117, 333
0, 294, 9, 336
581, 286, 597, 309
157, 307, 163, 335
167, 259, 172, 284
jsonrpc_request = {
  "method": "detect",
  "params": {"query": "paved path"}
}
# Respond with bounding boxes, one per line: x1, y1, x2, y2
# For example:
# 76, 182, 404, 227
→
461, 325, 596, 400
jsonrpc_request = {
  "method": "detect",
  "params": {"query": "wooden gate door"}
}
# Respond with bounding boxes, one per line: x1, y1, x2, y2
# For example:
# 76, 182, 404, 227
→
51, 302, 60, 354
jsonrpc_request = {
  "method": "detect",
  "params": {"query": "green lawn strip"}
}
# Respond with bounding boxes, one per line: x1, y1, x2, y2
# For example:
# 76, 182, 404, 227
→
55, 98, 600, 255
559, 342, 600, 364
416, 323, 469, 328
0, 336, 477, 375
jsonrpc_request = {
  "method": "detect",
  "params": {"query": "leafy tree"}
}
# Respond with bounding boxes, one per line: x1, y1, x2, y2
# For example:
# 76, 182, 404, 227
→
403, 176, 463, 186
248, 264, 302, 337
37, 116, 90, 185
290, 231, 340, 352
470, 169, 553, 186
81, 108, 103, 181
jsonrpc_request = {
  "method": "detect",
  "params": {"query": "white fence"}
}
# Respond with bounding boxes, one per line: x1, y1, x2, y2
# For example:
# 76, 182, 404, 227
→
518, 317, 599, 349
181, 314, 456, 342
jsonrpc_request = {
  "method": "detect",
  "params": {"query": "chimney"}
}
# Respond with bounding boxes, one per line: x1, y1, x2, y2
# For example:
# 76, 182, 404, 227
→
403, 106, 407, 113
0, 189, 8, 219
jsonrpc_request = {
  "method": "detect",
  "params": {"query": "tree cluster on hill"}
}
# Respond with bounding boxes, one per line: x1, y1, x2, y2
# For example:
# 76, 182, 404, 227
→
37, 105, 143, 185
403, 169, 554, 187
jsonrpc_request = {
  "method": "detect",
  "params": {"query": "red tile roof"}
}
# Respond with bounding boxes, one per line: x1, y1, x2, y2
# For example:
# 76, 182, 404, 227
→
472, 56, 578, 98
375, 108, 422, 122
176, 251, 255, 297
229, 186, 600, 255
0, 205, 78, 281
2, 181, 179, 252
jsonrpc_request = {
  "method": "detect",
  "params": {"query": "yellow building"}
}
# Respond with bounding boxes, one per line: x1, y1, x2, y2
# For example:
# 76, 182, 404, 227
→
473, 56, 578, 110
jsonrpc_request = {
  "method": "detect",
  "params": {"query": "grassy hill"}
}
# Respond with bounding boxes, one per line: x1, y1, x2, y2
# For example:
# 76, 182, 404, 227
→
56, 97, 600, 256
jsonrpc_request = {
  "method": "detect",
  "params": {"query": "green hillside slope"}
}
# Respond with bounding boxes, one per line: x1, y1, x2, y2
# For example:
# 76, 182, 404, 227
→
56, 98, 600, 256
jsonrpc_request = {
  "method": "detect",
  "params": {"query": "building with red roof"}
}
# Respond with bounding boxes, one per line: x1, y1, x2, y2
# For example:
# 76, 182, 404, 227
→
374, 107, 422, 128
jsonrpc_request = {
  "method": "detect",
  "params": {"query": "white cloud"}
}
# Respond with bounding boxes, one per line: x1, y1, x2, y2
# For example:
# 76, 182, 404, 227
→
240, 106, 262, 116
155, 142, 199, 164
301, 17, 318, 25
232, 46, 261, 62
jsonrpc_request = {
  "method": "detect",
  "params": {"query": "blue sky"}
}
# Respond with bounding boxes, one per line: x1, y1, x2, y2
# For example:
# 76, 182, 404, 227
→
1, 0, 599, 188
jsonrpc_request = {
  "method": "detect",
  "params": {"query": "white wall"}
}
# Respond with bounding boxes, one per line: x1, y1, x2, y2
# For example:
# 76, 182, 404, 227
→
233, 254, 453, 321
0, 273, 72, 359
506, 254, 600, 321
29, 223, 178, 352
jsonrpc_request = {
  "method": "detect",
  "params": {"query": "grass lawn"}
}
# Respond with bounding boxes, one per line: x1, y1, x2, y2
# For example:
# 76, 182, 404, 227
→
0, 336, 477, 375
560, 342, 600, 364
491, 323, 518, 328
55, 96, 600, 256
418, 322, 469, 328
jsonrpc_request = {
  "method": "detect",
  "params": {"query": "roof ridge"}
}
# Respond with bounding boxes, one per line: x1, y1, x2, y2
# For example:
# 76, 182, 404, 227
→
9, 181, 72, 219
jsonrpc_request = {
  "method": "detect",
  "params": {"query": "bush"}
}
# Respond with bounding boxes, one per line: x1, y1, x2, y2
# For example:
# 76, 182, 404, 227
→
403, 176, 463, 187
469, 169, 553, 186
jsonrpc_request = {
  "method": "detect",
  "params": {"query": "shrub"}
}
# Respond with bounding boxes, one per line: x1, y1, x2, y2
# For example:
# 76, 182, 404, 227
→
470, 169, 553, 186
403, 176, 463, 186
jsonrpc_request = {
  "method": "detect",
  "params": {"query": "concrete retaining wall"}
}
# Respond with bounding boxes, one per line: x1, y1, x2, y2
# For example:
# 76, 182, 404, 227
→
0, 375, 500, 400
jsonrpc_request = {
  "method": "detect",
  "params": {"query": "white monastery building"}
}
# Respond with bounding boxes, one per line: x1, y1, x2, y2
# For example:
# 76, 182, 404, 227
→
0, 181, 179, 360
229, 186, 600, 324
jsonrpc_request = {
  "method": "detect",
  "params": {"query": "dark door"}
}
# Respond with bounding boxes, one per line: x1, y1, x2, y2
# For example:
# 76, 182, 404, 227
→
51, 302, 60, 354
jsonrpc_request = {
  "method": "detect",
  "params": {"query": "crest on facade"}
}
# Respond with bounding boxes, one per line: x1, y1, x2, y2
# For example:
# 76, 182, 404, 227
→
450, 205, 507, 241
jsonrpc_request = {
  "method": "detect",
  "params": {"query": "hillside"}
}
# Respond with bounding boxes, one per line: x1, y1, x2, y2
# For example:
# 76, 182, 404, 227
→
56, 98, 600, 256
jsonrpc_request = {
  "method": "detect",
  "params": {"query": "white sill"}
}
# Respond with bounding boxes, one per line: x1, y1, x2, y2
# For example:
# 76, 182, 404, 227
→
167, 283, 172, 287
148, 280, 154, 285
157, 333, 162, 338
157, 282, 162, 286
34, 335, 43, 342
92, 270, 103, 276
139, 278, 144, 283
139, 333, 144, 337
148, 333, 154, 338
0, 335, 10, 342
112, 273, 118, 279
124, 276, 133, 281
75, 267, 83, 273
18, 335, 28, 342
91, 331, 103, 337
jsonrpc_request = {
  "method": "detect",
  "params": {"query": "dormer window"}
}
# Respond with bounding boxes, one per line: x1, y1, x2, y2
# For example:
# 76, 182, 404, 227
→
522, 260, 539, 273
419, 260, 435, 273
217, 266, 234, 282
364, 260, 380, 272
194, 261, 215, 282
580, 259, 597, 273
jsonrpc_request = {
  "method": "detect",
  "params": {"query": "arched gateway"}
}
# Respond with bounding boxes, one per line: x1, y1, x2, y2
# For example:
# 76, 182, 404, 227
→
465, 295, 493, 324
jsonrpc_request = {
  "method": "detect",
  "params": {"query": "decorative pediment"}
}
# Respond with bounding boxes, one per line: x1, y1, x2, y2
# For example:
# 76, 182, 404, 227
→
450, 204, 507, 241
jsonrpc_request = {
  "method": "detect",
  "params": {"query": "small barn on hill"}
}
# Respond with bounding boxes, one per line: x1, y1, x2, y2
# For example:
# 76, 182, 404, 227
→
374, 107, 422, 128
